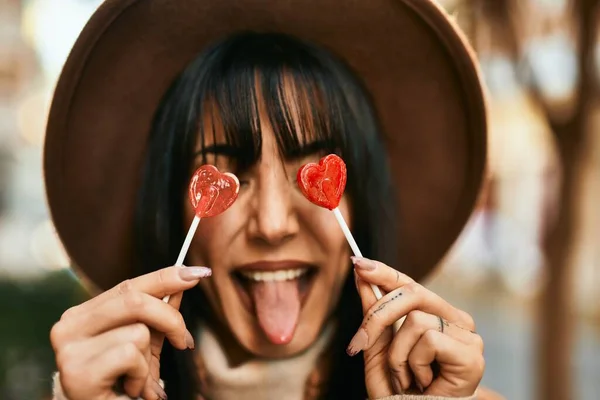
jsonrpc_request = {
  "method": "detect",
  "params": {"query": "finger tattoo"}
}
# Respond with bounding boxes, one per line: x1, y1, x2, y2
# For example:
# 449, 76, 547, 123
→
366, 292, 403, 322
438, 316, 449, 333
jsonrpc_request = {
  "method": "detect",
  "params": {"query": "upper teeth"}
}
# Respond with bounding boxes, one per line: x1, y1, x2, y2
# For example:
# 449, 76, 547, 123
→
240, 269, 308, 282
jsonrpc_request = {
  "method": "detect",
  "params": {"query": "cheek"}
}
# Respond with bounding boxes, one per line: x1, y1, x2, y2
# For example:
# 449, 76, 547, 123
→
328, 197, 352, 279
337, 196, 352, 230
319, 196, 351, 247
304, 196, 352, 266
183, 200, 240, 266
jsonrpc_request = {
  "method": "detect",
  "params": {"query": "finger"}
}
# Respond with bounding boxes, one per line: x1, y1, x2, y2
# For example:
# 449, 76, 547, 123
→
141, 375, 168, 400
86, 323, 166, 399
139, 347, 165, 400
62, 266, 211, 319
122, 265, 210, 299
388, 311, 482, 392
86, 323, 152, 356
352, 257, 477, 332
356, 270, 379, 314
92, 342, 150, 399
408, 330, 483, 396
352, 257, 414, 292
147, 292, 184, 385
168, 291, 184, 310
148, 329, 166, 391
57, 323, 160, 399
144, 291, 184, 382
89, 325, 166, 400
59, 291, 194, 350
80, 323, 168, 399
149, 351, 162, 382
348, 282, 464, 354
53, 324, 152, 375
351, 271, 396, 386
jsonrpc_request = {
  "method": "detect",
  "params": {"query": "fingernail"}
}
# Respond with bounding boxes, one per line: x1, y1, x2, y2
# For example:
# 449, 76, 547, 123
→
391, 375, 404, 394
354, 271, 359, 290
185, 329, 195, 350
152, 379, 168, 399
346, 328, 368, 356
179, 266, 212, 281
416, 382, 424, 393
351, 257, 376, 271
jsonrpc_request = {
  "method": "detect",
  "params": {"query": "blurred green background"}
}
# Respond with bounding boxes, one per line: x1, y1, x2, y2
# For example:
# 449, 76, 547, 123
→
0, 271, 89, 399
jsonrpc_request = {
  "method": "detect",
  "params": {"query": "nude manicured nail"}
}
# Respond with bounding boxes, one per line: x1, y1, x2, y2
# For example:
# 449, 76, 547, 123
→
391, 375, 404, 394
152, 379, 168, 399
185, 329, 195, 350
416, 382, 424, 393
351, 257, 376, 271
346, 328, 368, 356
179, 266, 212, 281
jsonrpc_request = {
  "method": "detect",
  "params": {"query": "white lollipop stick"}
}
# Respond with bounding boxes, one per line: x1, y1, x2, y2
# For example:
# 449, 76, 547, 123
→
332, 207, 403, 332
332, 208, 382, 298
163, 215, 201, 303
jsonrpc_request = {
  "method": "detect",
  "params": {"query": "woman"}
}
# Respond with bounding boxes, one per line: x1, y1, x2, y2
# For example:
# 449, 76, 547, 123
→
45, 0, 499, 399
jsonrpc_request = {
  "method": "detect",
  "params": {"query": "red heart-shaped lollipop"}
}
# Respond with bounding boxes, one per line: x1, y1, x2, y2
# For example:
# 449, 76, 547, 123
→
297, 154, 347, 210
189, 165, 240, 218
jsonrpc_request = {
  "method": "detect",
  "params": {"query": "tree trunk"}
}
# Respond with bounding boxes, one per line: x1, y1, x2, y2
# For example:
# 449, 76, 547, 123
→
475, 0, 598, 397
537, 121, 581, 400
536, 1, 598, 399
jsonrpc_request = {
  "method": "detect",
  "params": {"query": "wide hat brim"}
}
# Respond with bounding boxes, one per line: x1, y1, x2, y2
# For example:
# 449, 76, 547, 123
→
44, 0, 487, 291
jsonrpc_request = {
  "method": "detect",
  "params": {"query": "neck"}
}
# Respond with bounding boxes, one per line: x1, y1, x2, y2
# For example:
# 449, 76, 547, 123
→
194, 321, 335, 400
201, 311, 256, 367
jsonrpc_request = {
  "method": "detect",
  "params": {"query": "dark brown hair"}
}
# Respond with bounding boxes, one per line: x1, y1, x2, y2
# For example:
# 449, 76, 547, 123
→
135, 31, 398, 399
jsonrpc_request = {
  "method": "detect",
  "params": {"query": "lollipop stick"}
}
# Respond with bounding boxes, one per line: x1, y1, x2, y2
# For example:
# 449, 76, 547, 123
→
175, 216, 201, 267
332, 208, 382, 299
332, 207, 403, 332
163, 215, 201, 303
332, 208, 363, 258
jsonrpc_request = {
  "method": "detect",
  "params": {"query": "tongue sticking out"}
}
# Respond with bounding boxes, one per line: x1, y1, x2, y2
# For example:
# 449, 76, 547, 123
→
249, 279, 301, 345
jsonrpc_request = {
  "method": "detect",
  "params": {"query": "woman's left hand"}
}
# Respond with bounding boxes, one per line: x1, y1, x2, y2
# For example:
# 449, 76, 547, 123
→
348, 257, 485, 399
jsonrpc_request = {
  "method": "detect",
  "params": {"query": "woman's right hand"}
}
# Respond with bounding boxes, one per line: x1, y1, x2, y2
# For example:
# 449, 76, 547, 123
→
50, 265, 212, 400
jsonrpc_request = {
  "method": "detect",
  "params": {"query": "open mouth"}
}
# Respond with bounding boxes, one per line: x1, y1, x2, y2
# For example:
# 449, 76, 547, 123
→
232, 266, 318, 310
230, 262, 318, 344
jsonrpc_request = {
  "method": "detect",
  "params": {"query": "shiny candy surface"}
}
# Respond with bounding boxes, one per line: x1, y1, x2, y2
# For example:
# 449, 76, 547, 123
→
188, 165, 239, 217
296, 154, 347, 210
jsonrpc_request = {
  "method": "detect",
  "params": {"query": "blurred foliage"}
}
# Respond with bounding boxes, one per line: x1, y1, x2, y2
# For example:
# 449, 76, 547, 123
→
0, 270, 90, 399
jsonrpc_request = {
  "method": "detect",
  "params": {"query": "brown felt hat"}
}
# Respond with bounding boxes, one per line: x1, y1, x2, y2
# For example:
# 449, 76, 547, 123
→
43, 0, 488, 291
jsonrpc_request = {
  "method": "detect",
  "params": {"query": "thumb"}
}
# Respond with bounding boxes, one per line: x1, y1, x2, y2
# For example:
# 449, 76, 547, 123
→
355, 269, 380, 313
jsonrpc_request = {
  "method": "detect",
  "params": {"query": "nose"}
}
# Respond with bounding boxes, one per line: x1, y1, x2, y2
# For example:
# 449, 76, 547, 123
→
247, 163, 299, 246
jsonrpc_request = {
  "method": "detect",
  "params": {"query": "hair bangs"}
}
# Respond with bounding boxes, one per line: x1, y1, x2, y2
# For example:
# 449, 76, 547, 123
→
262, 64, 348, 160
194, 32, 352, 172
195, 58, 262, 171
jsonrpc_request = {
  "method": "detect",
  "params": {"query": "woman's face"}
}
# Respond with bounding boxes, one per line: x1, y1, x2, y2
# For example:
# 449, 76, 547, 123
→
185, 92, 352, 358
